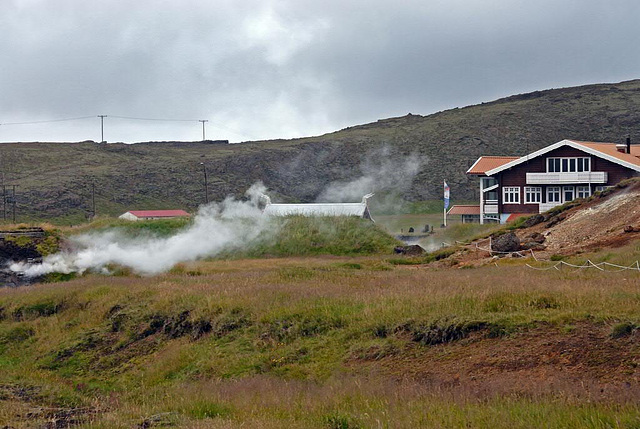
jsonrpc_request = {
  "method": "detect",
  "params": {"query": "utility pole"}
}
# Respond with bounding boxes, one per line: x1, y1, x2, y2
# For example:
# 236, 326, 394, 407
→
98, 115, 107, 142
199, 120, 208, 141
91, 182, 96, 219
12, 185, 16, 224
200, 162, 209, 204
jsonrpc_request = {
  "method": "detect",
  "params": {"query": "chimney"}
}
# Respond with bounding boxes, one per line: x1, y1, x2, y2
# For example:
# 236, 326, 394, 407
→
627, 135, 631, 154
616, 135, 631, 153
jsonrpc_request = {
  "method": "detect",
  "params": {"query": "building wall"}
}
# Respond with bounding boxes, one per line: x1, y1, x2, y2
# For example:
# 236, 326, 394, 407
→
494, 146, 638, 214
118, 212, 140, 221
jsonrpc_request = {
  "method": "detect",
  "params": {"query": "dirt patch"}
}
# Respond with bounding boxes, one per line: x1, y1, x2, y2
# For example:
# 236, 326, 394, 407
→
352, 322, 640, 401
537, 186, 640, 254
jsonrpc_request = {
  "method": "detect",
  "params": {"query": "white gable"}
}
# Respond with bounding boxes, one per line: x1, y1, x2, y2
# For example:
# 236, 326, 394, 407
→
485, 139, 640, 176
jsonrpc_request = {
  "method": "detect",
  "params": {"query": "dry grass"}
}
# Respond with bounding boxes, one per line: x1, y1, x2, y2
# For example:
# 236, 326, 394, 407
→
1, 248, 640, 427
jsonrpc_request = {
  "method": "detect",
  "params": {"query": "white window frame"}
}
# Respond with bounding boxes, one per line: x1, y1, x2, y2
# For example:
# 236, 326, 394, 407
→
547, 157, 591, 173
594, 185, 612, 193
576, 186, 590, 199
524, 186, 542, 204
502, 187, 520, 204
563, 186, 575, 203
547, 186, 561, 203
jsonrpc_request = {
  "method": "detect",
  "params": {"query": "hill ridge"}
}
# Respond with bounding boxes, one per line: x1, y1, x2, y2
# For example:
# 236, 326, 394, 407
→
3, 79, 640, 223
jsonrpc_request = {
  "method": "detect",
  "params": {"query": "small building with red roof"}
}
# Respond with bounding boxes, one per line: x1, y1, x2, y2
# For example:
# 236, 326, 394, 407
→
465, 138, 640, 224
118, 210, 191, 221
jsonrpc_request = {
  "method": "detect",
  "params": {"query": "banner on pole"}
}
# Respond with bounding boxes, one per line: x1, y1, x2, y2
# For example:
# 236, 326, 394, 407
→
444, 180, 450, 210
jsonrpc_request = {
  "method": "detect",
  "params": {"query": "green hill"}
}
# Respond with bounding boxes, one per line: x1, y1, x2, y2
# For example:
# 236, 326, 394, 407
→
3, 79, 640, 223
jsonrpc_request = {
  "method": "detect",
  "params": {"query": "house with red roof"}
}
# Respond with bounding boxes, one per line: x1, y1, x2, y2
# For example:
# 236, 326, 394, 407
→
118, 210, 191, 221
450, 138, 640, 224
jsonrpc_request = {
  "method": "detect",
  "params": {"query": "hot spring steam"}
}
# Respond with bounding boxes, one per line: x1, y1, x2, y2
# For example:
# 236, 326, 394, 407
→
9, 184, 271, 277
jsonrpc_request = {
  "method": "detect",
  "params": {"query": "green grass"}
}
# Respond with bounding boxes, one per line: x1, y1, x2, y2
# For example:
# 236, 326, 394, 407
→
226, 216, 401, 258
64, 216, 192, 236
2, 230, 640, 426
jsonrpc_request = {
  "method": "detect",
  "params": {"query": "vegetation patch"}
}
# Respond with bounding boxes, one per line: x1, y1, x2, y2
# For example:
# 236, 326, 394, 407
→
610, 322, 637, 339
394, 319, 490, 346
12, 299, 67, 320
238, 216, 400, 258
323, 412, 362, 429
261, 312, 346, 344
0, 324, 35, 344
423, 246, 458, 263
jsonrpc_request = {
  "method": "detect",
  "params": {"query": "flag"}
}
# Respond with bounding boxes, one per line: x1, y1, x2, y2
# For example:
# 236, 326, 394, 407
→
444, 180, 450, 210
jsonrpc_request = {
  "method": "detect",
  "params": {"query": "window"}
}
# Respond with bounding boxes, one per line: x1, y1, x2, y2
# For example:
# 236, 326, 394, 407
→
563, 186, 575, 202
547, 187, 561, 203
546, 157, 591, 173
524, 187, 542, 203
485, 190, 498, 202
503, 187, 520, 204
576, 186, 590, 199
595, 185, 611, 193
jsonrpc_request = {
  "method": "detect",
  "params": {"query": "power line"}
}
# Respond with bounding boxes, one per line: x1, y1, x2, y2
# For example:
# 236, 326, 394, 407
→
0, 116, 95, 126
108, 115, 201, 122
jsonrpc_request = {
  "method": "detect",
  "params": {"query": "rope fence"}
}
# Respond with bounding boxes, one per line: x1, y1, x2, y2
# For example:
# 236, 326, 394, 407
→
439, 238, 640, 272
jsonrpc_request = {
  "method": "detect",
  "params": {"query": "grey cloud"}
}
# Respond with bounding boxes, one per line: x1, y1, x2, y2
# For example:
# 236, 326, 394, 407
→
0, 0, 639, 143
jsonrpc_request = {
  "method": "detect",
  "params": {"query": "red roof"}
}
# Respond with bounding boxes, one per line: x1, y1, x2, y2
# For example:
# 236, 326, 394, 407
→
569, 140, 640, 168
506, 213, 528, 223
467, 156, 519, 175
447, 205, 480, 215
127, 210, 190, 218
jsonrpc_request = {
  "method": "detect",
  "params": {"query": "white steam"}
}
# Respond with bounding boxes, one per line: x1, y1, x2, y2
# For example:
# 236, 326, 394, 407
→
10, 183, 272, 277
317, 147, 423, 203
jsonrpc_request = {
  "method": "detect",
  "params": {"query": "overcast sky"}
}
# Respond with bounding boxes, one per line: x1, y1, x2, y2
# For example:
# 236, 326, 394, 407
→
1, 0, 639, 143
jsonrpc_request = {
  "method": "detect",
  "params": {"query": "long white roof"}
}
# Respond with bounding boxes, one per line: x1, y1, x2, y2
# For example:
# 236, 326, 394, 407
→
262, 193, 374, 219
264, 202, 368, 217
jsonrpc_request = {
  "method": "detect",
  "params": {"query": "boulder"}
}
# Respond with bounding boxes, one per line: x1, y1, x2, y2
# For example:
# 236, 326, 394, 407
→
520, 242, 547, 251
491, 232, 521, 253
525, 232, 546, 244
521, 214, 545, 228
394, 245, 425, 256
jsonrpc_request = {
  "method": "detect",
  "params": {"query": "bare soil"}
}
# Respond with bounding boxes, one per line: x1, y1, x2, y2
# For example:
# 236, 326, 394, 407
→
352, 322, 640, 402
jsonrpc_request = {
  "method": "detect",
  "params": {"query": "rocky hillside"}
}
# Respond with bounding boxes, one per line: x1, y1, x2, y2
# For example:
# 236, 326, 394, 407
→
440, 178, 640, 267
3, 79, 640, 222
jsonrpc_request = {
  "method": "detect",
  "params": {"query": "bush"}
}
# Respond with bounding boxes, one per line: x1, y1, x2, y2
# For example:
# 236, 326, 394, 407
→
611, 322, 636, 338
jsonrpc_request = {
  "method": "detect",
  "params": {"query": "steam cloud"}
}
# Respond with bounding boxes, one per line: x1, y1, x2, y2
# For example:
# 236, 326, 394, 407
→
10, 183, 271, 277
317, 147, 424, 203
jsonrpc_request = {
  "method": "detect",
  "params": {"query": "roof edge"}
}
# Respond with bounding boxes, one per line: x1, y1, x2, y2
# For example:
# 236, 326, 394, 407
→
484, 139, 640, 175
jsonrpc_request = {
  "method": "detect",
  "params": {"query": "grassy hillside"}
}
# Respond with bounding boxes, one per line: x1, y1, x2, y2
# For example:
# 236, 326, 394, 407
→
3, 79, 640, 223
1, 248, 640, 427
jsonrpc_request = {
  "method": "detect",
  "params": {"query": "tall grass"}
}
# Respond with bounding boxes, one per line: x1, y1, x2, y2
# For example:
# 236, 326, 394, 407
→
1, 245, 639, 426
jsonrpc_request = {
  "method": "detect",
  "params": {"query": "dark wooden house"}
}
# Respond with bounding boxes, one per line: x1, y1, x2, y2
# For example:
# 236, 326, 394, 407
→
454, 139, 640, 224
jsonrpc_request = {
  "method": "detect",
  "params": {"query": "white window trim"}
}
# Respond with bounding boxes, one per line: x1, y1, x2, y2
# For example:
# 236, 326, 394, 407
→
547, 186, 561, 203
576, 185, 591, 199
524, 186, 542, 204
502, 186, 520, 204
563, 186, 575, 203
546, 157, 591, 173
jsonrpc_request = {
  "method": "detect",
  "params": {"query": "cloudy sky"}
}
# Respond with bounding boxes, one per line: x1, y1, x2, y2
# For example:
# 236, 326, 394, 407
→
1, 0, 639, 143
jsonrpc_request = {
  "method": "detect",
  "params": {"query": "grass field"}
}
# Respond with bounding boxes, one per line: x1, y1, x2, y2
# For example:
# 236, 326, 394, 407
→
1, 239, 640, 427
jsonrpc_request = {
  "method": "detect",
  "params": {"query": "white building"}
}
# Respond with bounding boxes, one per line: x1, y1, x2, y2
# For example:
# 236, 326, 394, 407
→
262, 194, 374, 221
118, 210, 190, 221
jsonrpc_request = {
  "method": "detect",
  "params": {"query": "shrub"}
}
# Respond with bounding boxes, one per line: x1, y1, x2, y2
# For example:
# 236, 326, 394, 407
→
0, 325, 35, 344
611, 322, 636, 339
323, 413, 361, 429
